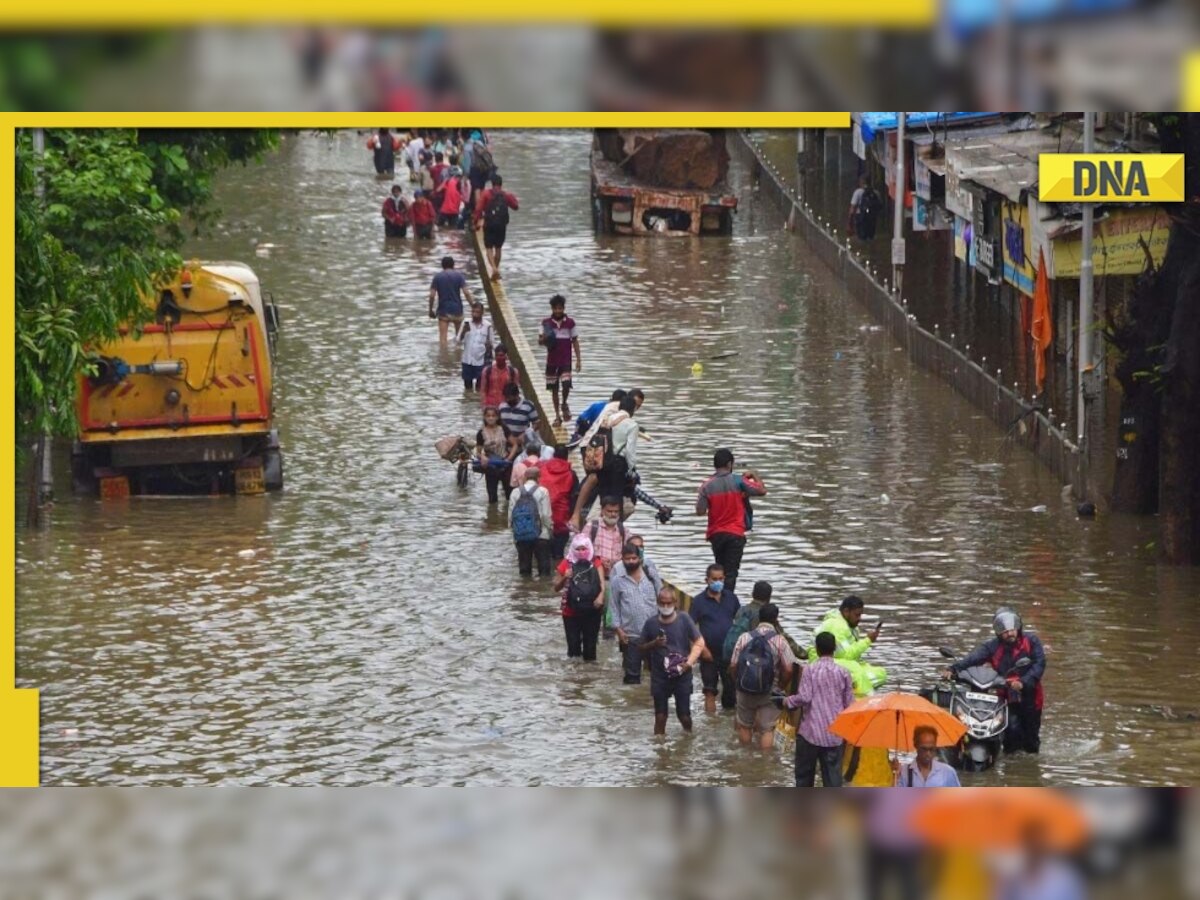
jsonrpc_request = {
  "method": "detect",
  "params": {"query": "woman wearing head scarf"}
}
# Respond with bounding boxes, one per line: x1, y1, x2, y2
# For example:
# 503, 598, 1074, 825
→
552, 534, 606, 661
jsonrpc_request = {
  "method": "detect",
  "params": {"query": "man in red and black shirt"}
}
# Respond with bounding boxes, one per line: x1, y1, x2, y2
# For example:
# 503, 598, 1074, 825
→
381, 185, 409, 238
473, 174, 519, 280
695, 447, 766, 593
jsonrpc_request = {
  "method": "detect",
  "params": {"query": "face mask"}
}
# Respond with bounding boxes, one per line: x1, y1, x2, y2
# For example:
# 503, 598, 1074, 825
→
602, 514, 619, 527
708, 580, 725, 595
636, 547, 645, 561
658, 605, 676, 619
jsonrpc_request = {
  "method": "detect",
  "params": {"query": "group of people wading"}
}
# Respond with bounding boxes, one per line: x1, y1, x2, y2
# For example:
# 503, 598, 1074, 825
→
420, 132, 1045, 788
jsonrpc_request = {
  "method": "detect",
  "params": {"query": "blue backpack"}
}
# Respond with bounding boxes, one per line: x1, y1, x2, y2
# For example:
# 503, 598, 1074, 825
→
736, 630, 777, 695
510, 486, 542, 543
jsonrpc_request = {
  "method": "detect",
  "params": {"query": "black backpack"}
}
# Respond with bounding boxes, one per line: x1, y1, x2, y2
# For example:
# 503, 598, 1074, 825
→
859, 187, 881, 223
566, 560, 602, 612
471, 141, 496, 177
484, 190, 510, 227
736, 629, 777, 695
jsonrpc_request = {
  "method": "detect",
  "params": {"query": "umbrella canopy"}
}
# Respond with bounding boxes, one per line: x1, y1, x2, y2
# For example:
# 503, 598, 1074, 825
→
908, 788, 1089, 851
829, 691, 966, 751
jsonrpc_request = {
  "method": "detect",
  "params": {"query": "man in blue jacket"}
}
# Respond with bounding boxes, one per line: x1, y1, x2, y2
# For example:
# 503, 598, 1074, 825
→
690, 563, 740, 714
942, 608, 1046, 754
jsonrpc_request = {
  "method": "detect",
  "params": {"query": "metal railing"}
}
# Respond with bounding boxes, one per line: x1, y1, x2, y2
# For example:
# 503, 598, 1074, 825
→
734, 132, 1083, 491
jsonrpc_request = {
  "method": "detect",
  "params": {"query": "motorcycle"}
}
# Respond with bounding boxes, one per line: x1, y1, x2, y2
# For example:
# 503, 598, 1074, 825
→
921, 647, 1031, 772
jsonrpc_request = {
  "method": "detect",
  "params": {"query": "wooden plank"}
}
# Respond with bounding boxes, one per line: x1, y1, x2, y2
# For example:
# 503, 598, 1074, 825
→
469, 225, 695, 610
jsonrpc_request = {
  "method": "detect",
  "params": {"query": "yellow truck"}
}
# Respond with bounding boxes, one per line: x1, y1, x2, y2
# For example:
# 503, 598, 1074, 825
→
72, 261, 283, 497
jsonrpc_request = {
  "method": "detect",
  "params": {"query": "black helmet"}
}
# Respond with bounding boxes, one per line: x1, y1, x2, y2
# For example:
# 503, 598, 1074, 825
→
993, 607, 1022, 636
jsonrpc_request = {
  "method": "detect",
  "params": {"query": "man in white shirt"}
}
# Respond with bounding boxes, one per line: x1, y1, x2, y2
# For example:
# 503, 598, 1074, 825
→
457, 302, 495, 392
405, 132, 426, 179
896, 725, 961, 787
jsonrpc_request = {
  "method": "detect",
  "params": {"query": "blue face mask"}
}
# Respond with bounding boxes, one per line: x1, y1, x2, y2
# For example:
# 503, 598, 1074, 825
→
708, 580, 725, 595
636, 547, 645, 561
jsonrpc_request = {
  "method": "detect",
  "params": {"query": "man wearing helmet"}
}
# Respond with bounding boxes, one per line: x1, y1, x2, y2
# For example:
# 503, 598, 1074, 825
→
941, 608, 1046, 753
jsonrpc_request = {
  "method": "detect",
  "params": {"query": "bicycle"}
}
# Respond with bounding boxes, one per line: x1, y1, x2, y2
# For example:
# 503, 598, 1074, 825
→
451, 439, 473, 488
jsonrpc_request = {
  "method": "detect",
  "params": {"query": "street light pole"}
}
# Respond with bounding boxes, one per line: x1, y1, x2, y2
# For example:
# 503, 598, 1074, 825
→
1077, 112, 1095, 448
892, 112, 907, 297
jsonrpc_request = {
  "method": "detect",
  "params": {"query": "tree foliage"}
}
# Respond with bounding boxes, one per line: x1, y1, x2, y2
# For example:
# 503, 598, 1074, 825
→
14, 128, 278, 442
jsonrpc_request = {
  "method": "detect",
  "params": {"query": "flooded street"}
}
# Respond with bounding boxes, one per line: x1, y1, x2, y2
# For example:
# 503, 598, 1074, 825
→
17, 131, 1200, 786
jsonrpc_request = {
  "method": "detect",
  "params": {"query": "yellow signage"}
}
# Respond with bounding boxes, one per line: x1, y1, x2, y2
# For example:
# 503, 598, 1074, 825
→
1053, 208, 1170, 278
1039, 154, 1184, 203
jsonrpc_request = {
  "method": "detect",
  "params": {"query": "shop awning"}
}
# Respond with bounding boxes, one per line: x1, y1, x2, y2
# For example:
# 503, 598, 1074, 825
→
946, 0, 1140, 38
855, 112, 1002, 145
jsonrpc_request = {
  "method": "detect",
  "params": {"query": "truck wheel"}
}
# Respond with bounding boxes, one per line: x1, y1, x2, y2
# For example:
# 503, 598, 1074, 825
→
263, 448, 284, 491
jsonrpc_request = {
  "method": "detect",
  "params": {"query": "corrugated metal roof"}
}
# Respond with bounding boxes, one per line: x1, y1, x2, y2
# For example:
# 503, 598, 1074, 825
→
943, 120, 1157, 203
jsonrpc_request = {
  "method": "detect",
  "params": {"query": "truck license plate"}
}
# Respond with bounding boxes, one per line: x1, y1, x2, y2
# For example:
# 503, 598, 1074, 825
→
235, 466, 265, 495
99, 476, 130, 500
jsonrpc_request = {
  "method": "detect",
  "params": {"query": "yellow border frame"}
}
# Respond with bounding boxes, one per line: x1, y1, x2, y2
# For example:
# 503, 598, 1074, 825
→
0, 111, 849, 786
1, 1, 934, 27
1, 119, 40, 788
1186, 53, 1200, 112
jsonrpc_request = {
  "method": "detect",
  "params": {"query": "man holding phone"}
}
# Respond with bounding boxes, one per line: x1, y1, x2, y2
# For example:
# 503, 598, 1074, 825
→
808, 595, 888, 697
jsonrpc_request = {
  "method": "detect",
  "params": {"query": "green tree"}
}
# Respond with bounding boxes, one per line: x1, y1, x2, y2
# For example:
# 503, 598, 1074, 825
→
1108, 114, 1200, 564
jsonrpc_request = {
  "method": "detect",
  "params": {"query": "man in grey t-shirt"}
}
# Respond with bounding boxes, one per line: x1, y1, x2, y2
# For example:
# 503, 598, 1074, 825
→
639, 588, 705, 735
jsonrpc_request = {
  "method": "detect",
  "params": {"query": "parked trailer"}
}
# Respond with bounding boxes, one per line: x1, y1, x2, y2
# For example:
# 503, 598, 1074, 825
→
591, 148, 738, 236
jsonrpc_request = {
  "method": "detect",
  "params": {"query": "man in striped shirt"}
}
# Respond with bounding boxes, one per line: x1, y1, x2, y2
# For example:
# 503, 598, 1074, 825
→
782, 631, 854, 787
499, 382, 540, 460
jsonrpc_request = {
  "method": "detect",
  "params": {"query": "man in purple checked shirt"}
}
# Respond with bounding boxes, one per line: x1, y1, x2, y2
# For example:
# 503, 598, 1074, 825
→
782, 630, 854, 787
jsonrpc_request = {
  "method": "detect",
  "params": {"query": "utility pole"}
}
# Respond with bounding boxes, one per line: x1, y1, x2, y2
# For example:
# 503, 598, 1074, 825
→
1077, 112, 1095, 450
892, 112, 907, 297
32, 128, 54, 511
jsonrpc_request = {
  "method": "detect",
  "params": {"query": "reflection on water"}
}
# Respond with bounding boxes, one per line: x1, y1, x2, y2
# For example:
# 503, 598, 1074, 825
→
17, 131, 1200, 785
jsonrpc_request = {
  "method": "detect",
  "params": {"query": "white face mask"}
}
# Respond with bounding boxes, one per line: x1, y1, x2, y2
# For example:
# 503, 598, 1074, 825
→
658, 605, 676, 619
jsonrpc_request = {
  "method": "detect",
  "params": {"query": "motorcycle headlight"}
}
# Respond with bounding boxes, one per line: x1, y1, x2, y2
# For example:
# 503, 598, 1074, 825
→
958, 712, 972, 726
990, 710, 1006, 728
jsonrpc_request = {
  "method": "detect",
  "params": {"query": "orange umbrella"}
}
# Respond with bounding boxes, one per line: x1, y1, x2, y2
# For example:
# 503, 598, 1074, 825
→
908, 788, 1089, 851
829, 691, 966, 752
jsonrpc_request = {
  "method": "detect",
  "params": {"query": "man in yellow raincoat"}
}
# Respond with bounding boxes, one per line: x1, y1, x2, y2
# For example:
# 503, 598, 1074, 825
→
808, 595, 887, 695
808, 595, 890, 786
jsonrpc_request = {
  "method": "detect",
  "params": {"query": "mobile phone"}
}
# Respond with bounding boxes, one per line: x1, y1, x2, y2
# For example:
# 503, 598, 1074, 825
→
874, 620, 885, 632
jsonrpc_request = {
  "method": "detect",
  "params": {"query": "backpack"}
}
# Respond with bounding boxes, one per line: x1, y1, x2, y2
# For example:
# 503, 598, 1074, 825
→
510, 486, 542, 543
482, 326, 495, 365
566, 560, 602, 612
722, 605, 756, 664
484, 190, 510, 227
859, 187, 881, 223
736, 629, 777, 695
470, 141, 495, 177
583, 428, 613, 474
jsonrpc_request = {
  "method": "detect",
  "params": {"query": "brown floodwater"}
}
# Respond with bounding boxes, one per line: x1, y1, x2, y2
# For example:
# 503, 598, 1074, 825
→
16, 130, 1200, 785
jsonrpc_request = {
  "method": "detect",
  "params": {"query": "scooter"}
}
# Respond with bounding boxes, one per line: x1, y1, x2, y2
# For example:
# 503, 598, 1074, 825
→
921, 648, 1031, 772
